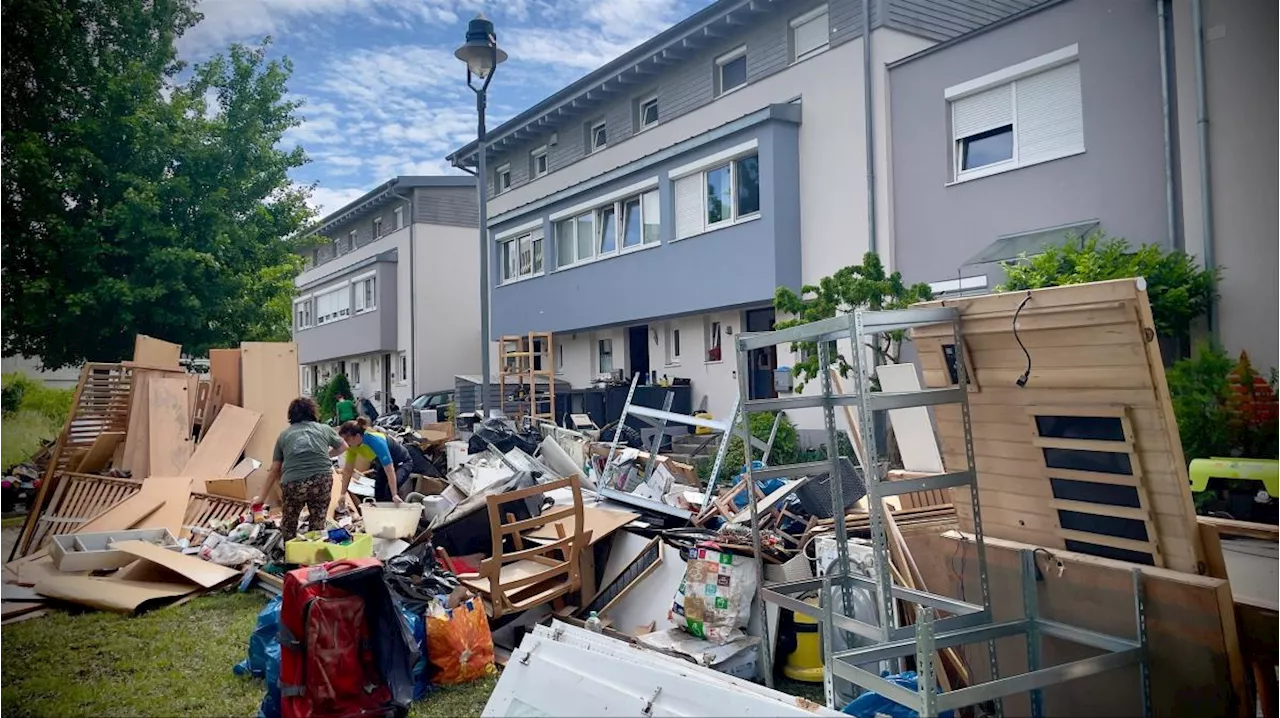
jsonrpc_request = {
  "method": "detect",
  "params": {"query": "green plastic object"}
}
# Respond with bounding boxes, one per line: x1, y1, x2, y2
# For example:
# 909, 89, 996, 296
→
1188, 457, 1279, 497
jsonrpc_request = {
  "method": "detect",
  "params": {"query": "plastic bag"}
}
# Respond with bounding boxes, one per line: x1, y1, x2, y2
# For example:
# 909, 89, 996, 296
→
231, 595, 283, 718
424, 597, 496, 685
208, 541, 266, 567
842, 671, 954, 718
669, 547, 759, 645
399, 605, 432, 701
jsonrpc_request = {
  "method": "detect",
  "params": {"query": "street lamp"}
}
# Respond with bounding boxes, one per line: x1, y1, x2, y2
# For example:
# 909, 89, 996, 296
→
456, 14, 507, 415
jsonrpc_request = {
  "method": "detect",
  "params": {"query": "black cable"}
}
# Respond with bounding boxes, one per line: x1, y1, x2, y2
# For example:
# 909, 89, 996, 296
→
1014, 292, 1033, 387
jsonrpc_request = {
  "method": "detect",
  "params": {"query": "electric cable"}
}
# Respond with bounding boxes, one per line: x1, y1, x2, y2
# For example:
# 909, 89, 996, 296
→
1014, 292, 1033, 387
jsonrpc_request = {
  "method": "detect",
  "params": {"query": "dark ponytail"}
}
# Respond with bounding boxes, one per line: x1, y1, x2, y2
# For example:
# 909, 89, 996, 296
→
338, 419, 367, 438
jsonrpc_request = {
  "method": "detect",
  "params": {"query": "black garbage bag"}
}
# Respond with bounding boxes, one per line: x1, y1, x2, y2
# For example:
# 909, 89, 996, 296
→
466, 418, 539, 456
598, 421, 643, 448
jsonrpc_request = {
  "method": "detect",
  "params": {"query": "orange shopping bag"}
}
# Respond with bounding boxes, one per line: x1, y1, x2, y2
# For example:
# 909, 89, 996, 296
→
424, 597, 496, 685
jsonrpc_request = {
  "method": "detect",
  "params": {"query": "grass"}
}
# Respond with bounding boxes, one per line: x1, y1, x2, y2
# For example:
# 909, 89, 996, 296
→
1, 409, 61, 469
1, 590, 497, 718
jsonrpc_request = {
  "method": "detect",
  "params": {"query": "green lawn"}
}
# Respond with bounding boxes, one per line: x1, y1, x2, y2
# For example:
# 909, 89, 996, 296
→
1, 409, 60, 469
1, 590, 496, 718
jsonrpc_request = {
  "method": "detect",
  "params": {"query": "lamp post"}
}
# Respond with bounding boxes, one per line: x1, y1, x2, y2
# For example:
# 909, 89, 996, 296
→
456, 14, 507, 416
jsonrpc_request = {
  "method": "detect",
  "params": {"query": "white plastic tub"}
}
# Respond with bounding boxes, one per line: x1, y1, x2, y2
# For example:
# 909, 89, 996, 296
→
361, 499, 422, 539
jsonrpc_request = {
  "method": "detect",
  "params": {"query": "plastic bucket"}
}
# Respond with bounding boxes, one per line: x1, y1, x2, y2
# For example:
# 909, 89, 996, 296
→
361, 499, 422, 539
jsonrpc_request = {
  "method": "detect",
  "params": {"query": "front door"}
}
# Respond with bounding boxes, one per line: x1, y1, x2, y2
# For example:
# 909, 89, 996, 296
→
382, 354, 393, 412
628, 325, 650, 385
744, 308, 777, 400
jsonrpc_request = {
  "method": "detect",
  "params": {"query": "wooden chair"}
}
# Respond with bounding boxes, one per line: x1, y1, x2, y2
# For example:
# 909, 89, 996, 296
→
457, 475, 591, 619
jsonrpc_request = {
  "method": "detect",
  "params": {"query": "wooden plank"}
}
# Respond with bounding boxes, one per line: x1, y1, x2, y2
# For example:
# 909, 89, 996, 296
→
182, 404, 262, 480
148, 376, 193, 476
74, 432, 126, 473
208, 348, 242, 407
133, 335, 181, 370
923, 365, 1154, 391
240, 342, 298, 464
1197, 516, 1280, 541
878, 363, 944, 473
909, 530, 1247, 717
919, 342, 1148, 371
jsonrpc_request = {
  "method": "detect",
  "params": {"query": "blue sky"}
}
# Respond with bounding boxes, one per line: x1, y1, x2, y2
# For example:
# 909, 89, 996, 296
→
177, 0, 715, 215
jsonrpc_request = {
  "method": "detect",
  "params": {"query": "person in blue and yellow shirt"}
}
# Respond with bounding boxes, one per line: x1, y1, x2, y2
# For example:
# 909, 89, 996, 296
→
338, 418, 412, 503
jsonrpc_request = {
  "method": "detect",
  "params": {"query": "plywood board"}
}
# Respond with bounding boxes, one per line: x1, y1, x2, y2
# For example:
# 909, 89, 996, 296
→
147, 376, 193, 476
910, 279, 1205, 574
34, 576, 195, 614
877, 363, 944, 473
110, 539, 239, 587
528, 506, 638, 546
133, 335, 182, 370
203, 477, 247, 501
908, 531, 1246, 718
75, 432, 126, 473
240, 342, 298, 465
132, 477, 194, 534
182, 404, 261, 479
208, 348, 242, 408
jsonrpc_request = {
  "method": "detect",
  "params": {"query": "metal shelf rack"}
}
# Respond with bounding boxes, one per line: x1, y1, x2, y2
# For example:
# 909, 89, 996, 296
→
734, 307, 1150, 718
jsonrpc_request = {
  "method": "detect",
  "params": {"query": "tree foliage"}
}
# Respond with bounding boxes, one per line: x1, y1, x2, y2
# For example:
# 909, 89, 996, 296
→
722, 411, 800, 474
774, 252, 934, 391
2, 0, 314, 368
998, 232, 1218, 339
315, 373, 353, 423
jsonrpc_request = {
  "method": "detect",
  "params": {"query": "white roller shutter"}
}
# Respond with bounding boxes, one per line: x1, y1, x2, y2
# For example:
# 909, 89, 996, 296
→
1015, 61, 1084, 164
952, 83, 1013, 140
674, 174, 703, 239
792, 10, 829, 60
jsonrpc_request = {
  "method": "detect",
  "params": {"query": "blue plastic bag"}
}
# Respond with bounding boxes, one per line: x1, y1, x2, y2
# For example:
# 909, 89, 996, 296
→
257, 641, 281, 718
841, 671, 955, 718
400, 605, 432, 701
234, 596, 282, 679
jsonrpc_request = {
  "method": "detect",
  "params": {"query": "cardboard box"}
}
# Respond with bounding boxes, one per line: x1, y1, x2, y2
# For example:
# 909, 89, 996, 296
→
50, 528, 181, 572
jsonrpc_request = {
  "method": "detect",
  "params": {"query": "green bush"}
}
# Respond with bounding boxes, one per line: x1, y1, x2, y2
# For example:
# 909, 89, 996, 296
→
721, 411, 799, 475
999, 232, 1218, 339
313, 373, 352, 422
1, 373, 75, 468
1167, 343, 1279, 461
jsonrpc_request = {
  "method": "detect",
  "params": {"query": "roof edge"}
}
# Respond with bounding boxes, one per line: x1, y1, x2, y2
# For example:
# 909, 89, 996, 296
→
886, 0, 1069, 71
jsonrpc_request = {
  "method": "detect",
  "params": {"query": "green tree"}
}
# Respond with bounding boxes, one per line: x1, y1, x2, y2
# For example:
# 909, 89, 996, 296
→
2, 0, 314, 369
774, 252, 934, 391
998, 232, 1218, 339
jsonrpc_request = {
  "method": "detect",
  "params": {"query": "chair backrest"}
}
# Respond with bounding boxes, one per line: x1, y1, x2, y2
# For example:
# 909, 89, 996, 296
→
480, 474, 588, 615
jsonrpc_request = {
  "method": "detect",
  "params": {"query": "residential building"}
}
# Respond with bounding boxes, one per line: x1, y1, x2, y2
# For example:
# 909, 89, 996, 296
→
292, 176, 478, 410
887, 0, 1277, 369
448, 0, 1045, 433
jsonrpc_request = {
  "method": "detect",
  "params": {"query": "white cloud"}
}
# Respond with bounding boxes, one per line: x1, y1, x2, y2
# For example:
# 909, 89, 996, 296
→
307, 184, 370, 214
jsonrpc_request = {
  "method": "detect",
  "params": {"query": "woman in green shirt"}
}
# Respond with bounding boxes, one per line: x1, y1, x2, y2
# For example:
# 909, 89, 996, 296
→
334, 393, 358, 424
264, 397, 345, 540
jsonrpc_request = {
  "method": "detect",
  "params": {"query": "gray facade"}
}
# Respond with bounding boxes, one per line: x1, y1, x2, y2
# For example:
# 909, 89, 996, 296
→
888, 0, 1171, 288
295, 256, 399, 365
489, 110, 801, 337
457, 0, 1046, 201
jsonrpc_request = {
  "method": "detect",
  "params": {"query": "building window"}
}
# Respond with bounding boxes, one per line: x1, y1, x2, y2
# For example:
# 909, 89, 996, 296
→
371, 358, 380, 383
598, 338, 614, 374
556, 343, 564, 373
555, 189, 659, 268
715, 47, 747, 96
948, 47, 1083, 182
705, 321, 722, 363
295, 299, 313, 330
347, 230, 357, 251
373, 217, 383, 238
354, 275, 376, 313
394, 206, 404, 230
496, 164, 512, 194
674, 152, 760, 239
315, 285, 351, 325
302, 366, 313, 392
531, 146, 548, 178
636, 95, 659, 131
588, 120, 607, 153
665, 326, 681, 365
790, 6, 829, 62
499, 232, 544, 283
351, 362, 361, 386
398, 352, 408, 385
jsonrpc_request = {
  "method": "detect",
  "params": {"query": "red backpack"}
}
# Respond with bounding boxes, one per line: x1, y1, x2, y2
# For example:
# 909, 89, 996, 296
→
279, 559, 414, 718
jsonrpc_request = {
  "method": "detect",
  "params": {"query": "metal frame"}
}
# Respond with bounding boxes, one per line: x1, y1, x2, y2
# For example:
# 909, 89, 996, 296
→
734, 307, 1150, 717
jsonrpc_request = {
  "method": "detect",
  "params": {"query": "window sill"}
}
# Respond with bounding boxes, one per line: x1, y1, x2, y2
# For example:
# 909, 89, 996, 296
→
498, 271, 546, 287
665, 361, 682, 368
945, 149, 1085, 186
704, 359, 724, 366
715, 84, 746, 99
354, 308, 377, 316
553, 241, 661, 274
791, 46, 829, 65
671, 213, 761, 243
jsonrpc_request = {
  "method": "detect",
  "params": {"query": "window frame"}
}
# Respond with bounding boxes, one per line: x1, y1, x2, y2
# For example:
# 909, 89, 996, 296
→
495, 163, 512, 194
705, 320, 723, 363
554, 188, 659, 269
715, 46, 748, 97
353, 273, 377, 314
597, 338, 614, 375
294, 297, 314, 331
790, 5, 830, 63
589, 120, 607, 153
373, 216, 384, 238
955, 123, 1016, 178
530, 145, 548, 178
637, 95, 659, 131
665, 325, 682, 366
498, 231, 545, 284
393, 206, 404, 230
347, 230, 357, 251
314, 284, 352, 326
351, 362, 361, 386
397, 352, 408, 386
673, 148, 761, 240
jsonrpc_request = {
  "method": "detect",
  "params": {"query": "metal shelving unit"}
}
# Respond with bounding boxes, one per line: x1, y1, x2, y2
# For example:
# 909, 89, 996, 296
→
735, 307, 1150, 718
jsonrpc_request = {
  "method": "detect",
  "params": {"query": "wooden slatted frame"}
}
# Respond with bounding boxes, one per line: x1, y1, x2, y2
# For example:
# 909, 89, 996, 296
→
12, 363, 134, 558
29, 473, 144, 551
1027, 403, 1165, 566
183, 492, 253, 539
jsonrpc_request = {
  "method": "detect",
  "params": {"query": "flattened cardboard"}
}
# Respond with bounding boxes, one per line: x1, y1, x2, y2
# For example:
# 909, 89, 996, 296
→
204, 477, 248, 500
110, 539, 239, 587
529, 506, 638, 546
227, 457, 260, 479
182, 404, 261, 479
35, 575, 195, 614
133, 335, 182, 370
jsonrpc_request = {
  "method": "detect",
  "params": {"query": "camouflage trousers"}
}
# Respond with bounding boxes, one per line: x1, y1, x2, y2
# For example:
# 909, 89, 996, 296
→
281, 472, 332, 540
